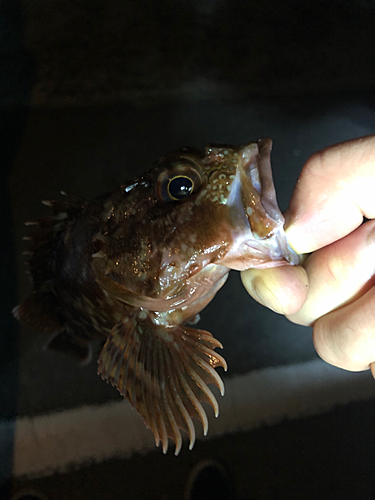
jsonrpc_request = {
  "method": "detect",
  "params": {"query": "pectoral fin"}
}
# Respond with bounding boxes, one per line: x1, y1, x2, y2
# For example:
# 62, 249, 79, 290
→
97, 310, 227, 455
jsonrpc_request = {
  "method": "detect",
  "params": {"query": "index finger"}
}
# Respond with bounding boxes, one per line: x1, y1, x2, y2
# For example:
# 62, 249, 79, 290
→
285, 135, 375, 254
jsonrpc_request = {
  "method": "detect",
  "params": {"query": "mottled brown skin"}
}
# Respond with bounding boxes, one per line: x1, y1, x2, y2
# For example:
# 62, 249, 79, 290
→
14, 139, 298, 455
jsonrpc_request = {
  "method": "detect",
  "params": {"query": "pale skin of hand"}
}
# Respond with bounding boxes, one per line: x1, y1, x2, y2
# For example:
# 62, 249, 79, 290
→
241, 135, 375, 377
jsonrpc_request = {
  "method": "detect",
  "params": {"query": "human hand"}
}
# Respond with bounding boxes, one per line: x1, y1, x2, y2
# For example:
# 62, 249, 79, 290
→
241, 135, 375, 376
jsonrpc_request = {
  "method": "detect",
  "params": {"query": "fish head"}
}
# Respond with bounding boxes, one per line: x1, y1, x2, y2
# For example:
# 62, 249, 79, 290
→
98, 138, 298, 301
148, 137, 298, 270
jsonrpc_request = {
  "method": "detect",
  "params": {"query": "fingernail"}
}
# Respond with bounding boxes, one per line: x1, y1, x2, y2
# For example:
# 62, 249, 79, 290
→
285, 225, 304, 254
252, 277, 283, 314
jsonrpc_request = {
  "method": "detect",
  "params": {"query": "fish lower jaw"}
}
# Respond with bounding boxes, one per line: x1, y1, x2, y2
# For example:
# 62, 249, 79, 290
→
218, 228, 299, 271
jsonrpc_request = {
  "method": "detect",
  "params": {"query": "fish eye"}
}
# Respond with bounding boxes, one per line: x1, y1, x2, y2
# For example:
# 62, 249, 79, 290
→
158, 161, 202, 203
167, 175, 194, 200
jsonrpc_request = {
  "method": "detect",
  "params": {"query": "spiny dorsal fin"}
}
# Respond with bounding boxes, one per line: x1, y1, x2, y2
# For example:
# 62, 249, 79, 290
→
97, 311, 227, 455
23, 192, 87, 289
14, 193, 87, 340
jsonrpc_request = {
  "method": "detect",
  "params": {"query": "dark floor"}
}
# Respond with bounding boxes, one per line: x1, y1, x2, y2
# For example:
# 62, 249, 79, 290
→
2, 1, 375, 499
9, 399, 375, 500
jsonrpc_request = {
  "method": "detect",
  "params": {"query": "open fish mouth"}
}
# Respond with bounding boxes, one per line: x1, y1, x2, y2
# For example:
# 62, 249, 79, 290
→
224, 138, 299, 270
240, 138, 283, 236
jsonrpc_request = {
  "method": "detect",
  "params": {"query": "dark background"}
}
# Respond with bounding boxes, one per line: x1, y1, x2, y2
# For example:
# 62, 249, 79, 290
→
1, 0, 375, 498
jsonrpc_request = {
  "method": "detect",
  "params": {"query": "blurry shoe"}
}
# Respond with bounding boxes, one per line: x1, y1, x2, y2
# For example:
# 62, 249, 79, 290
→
184, 459, 235, 500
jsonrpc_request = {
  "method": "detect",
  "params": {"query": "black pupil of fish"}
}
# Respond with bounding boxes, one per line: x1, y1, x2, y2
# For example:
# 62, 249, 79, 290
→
168, 176, 193, 200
